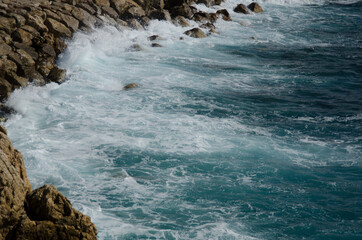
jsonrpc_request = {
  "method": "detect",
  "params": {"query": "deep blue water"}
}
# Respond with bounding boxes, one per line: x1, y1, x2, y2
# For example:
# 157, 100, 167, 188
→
4, 0, 362, 239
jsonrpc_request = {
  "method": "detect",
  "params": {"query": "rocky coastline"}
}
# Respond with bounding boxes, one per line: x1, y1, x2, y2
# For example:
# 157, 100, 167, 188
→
0, 0, 262, 238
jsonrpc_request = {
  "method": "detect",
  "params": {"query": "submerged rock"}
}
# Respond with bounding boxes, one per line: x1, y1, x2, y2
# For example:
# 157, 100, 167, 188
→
124, 83, 140, 90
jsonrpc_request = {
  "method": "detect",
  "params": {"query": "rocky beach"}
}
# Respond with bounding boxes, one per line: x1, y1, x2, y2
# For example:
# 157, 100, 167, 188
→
0, 0, 265, 239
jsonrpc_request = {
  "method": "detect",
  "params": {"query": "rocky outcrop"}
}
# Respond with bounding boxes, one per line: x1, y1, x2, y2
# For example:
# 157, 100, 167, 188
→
0, 125, 97, 239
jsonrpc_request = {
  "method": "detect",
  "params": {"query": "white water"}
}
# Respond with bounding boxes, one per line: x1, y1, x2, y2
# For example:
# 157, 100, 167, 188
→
4, 0, 362, 239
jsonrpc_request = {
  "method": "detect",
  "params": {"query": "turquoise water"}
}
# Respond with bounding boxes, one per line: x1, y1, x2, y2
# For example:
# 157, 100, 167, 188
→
5, 0, 362, 239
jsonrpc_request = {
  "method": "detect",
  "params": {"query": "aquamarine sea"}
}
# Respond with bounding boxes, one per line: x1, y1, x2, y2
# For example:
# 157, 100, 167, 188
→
5, 0, 362, 239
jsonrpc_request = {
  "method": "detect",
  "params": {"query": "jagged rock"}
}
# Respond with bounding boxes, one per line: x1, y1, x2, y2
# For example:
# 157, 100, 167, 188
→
71, 6, 97, 29
45, 18, 72, 38
47, 66, 66, 84
124, 83, 139, 89
0, 58, 17, 78
102, 6, 119, 19
171, 3, 193, 19
216, 9, 232, 21
128, 19, 143, 30
0, 43, 12, 56
110, 0, 145, 18
173, 16, 190, 27
13, 42, 39, 61
148, 9, 171, 22
0, 79, 12, 101
192, 11, 218, 23
0, 16, 16, 33
5, 71, 28, 87
26, 12, 48, 32
184, 27, 206, 38
58, 12, 79, 32
234, 4, 251, 14
11, 28, 34, 45
248, 2, 263, 13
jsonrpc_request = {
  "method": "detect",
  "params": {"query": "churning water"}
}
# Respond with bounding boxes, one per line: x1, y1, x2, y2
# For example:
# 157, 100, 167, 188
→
4, 0, 362, 239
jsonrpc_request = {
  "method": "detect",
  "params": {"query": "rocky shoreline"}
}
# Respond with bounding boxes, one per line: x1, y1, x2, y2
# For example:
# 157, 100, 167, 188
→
0, 0, 262, 238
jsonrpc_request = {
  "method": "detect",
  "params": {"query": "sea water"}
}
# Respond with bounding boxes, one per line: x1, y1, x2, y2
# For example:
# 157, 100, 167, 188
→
4, 0, 362, 239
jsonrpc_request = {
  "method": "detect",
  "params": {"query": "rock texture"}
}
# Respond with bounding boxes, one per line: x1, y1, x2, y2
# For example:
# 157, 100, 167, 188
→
0, 125, 97, 239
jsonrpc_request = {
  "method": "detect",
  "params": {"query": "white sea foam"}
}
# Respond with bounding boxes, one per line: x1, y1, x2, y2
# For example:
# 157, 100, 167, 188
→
4, 1, 361, 239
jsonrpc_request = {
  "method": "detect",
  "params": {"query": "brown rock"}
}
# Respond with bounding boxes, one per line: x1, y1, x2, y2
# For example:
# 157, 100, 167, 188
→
126, 6, 146, 18
216, 9, 232, 21
47, 66, 66, 84
196, 0, 214, 7
148, 9, 171, 22
193, 11, 218, 23
58, 12, 79, 33
5, 71, 28, 87
171, 3, 193, 19
128, 19, 143, 30
8, 13, 26, 27
71, 6, 97, 29
0, 43, 12, 56
11, 28, 34, 45
16, 49, 36, 67
173, 16, 190, 27
102, 6, 119, 19
184, 27, 206, 38
0, 58, 17, 77
124, 83, 139, 89
110, 0, 144, 17
26, 12, 48, 32
234, 4, 251, 14
94, 0, 111, 7
12, 42, 39, 61
0, 78, 12, 101
45, 18, 72, 38
40, 44, 56, 58
0, 30, 12, 44
248, 2, 263, 13
0, 16, 16, 34
78, 3, 97, 15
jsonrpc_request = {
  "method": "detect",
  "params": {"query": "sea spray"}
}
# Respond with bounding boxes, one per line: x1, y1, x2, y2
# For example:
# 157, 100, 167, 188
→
5, 0, 362, 239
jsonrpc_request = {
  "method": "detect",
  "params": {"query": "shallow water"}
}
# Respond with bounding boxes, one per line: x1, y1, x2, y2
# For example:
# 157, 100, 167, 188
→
5, 0, 362, 239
